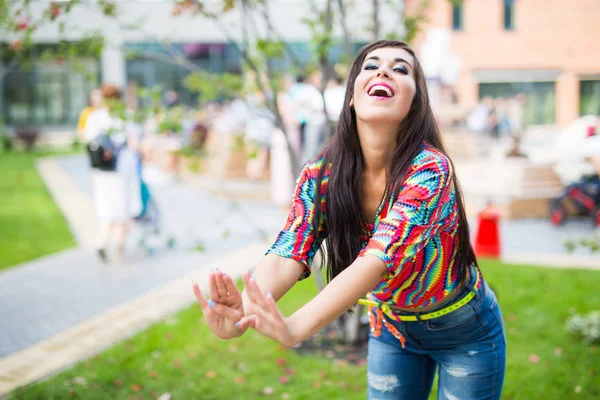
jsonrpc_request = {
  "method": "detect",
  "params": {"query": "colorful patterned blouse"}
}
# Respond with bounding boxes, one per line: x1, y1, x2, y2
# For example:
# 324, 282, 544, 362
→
266, 143, 463, 309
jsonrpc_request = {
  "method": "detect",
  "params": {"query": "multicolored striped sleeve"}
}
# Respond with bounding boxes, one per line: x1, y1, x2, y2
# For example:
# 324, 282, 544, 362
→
266, 163, 324, 280
359, 151, 453, 275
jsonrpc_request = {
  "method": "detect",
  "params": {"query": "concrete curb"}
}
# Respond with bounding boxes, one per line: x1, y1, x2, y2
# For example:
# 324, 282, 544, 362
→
36, 157, 98, 249
501, 253, 600, 270
0, 240, 268, 397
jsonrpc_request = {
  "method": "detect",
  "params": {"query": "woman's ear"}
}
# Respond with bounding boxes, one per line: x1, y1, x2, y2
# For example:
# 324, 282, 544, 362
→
349, 97, 354, 107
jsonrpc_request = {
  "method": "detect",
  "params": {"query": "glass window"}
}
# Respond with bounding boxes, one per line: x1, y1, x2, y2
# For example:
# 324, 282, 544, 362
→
452, 3, 463, 31
124, 41, 366, 106
504, 0, 515, 30
479, 82, 556, 125
1, 44, 100, 127
580, 80, 600, 116
125, 42, 238, 106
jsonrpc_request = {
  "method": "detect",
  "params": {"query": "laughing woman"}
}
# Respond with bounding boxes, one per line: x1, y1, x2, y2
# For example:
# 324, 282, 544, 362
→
193, 40, 506, 400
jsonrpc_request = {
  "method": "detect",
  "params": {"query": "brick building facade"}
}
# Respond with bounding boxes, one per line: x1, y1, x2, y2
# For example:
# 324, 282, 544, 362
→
408, 0, 600, 126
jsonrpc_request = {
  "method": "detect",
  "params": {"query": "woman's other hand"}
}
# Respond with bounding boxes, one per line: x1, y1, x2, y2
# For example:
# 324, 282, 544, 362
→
192, 269, 245, 339
235, 272, 300, 347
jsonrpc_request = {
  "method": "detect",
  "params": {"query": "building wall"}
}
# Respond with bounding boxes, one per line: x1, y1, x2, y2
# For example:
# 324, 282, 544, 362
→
2, 0, 399, 127
22, 1, 377, 87
408, 0, 600, 126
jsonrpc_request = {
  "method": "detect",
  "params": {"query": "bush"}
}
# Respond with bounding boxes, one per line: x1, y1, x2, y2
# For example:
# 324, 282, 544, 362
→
563, 233, 600, 253
1, 134, 12, 152
566, 311, 600, 344
15, 127, 39, 151
71, 137, 83, 151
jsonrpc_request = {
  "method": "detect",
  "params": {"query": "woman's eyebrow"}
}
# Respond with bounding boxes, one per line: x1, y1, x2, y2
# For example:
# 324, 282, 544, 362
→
364, 55, 412, 68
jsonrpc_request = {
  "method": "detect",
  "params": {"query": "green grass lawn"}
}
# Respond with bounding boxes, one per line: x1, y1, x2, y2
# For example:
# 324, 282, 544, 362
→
0, 149, 77, 271
9, 261, 600, 400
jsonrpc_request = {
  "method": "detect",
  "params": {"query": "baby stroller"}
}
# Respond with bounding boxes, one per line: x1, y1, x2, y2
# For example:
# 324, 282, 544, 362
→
133, 180, 176, 255
549, 176, 600, 227
115, 128, 175, 256
549, 118, 600, 227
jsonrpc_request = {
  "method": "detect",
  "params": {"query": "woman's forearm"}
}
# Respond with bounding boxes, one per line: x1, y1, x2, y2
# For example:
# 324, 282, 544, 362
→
288, 255, 386, 343
242, 254, 305, 314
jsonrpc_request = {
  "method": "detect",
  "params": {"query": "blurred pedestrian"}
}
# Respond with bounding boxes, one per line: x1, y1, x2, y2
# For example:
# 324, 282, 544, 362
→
506, 94, 527, 157
76, 88, 102, 141
324, 73, 346, 125
84, 85, 142, 263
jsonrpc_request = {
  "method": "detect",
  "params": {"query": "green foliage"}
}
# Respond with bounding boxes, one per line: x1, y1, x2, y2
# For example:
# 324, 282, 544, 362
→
223, 0, 235, 13
186, 156, 202, 173
567, 311, 600, 344
396, 0, 431, 44
0, 117, 11, 152
157, 107, 185, 135
232, 134, 245, 152
192, 241, 205, 252
137, 85, 164, 107
256, 39, 285, 59
184, 71, 243, 102
98, 0, 116, 17
105, 99, 128, 123
564, 233, 600, 254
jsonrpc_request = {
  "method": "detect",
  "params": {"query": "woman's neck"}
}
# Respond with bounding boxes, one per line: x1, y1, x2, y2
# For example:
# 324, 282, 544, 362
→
356, 120, 396, 176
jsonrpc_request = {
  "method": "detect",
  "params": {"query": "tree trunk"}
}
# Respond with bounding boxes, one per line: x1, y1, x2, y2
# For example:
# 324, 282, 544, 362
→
336, 0, 353, 62
371, 0, 380, 41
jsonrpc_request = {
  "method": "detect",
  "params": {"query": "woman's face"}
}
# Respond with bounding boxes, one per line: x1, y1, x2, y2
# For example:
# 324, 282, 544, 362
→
352, 47, 416, 126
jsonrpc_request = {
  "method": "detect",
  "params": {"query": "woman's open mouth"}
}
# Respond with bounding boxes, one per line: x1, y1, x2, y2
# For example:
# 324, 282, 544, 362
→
367, 83, 394, 99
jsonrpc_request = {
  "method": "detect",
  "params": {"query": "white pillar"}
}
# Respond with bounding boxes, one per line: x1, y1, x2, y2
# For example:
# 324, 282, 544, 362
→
101, 42, 126, 89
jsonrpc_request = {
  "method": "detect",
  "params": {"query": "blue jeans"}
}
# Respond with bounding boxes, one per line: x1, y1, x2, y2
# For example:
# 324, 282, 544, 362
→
367, 271, 506, 400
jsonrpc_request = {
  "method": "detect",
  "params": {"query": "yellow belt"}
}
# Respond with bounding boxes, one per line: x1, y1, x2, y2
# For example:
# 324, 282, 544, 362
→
358, 268, 481, 322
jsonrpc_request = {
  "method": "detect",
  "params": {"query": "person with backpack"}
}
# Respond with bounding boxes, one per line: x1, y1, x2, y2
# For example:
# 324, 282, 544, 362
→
83, 85, 141, 263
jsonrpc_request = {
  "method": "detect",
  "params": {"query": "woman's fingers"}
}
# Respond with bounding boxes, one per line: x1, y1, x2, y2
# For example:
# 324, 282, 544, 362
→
193, 281, 243, 324
242, 272, 269, 309
237, 315, 259, 331
222, 273, 241, 299
208, 272, 221, 301
265, 292, 285, 323
213, 270, 229, 300
192, 282, 210, 313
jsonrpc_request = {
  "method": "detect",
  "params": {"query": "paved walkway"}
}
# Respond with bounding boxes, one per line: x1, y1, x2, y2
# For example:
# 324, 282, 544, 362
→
0, 154, 598, 396
0, 155, 287, 395
0, 156, 288, 359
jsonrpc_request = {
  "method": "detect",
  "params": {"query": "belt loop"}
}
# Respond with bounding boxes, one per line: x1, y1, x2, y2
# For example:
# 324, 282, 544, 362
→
415, 312, 422, 321
466, 266, 483, 300
465, 277, 480, 300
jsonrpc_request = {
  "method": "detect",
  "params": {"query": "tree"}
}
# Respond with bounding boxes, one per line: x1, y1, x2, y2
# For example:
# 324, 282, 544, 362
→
1, 0, 440, 345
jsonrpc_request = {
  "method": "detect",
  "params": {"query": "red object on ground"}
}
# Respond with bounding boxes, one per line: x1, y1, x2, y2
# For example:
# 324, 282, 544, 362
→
586, 125, 596, 138
474, 206, 501, 259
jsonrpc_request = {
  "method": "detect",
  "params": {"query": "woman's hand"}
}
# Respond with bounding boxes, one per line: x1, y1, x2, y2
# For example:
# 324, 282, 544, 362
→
192, 269, 246, 339
235, 272, 301, 347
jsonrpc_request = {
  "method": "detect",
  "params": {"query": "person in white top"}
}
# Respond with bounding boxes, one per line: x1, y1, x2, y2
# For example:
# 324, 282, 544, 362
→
84, 85, 141, 263
324, 75, 346, 124
292, 71, 327, 163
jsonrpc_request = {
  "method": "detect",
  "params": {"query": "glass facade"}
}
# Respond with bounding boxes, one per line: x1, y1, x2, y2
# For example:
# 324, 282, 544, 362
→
452, 4, 463, 31
580, 80, 600, 116
504, 0, 515, 30
1, 45, 100, 127
124, 42, 241, 106
479, 81, 556, 125
124, 41, 367, 106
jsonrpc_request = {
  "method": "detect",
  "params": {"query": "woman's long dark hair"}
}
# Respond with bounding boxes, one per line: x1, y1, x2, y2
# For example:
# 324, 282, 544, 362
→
314, 40, 477, 284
